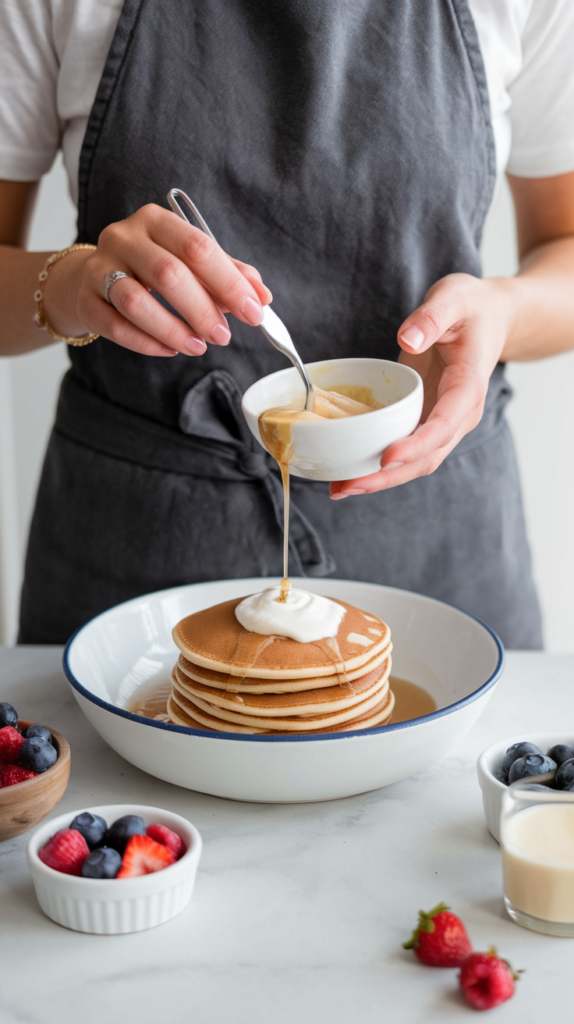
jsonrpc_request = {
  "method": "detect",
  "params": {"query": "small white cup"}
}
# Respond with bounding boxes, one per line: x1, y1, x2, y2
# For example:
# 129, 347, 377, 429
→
242, 357, 423, 481
27, 803, 202, 934
477, 733, 574, 843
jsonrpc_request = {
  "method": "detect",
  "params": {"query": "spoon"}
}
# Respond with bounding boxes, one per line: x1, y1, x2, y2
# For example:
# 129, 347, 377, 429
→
167, 188, 314, 411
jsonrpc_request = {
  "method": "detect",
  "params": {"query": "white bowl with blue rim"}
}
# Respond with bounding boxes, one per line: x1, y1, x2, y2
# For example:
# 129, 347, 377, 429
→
64, 578, 503, 803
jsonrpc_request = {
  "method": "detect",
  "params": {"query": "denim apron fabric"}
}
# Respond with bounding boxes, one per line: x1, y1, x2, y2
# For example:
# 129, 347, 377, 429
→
19, 0, 542, 648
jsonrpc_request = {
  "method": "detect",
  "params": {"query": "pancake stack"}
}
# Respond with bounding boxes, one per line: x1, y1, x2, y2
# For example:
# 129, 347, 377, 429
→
168, 597, 394, 734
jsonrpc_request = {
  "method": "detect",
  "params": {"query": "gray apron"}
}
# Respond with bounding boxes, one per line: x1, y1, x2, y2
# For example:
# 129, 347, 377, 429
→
19, 0, 543, 649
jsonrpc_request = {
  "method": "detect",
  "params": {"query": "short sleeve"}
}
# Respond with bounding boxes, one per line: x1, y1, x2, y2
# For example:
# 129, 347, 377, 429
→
508, 0, 574, 177
0, 0, 61, 181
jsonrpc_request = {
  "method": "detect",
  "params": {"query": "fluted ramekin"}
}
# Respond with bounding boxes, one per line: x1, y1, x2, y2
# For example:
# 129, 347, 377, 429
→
27, 803, 202, 934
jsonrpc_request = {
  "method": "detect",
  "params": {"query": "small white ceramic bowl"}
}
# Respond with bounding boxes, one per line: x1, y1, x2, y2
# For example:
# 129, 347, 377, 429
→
64, 578, 503, 803
477, 733, 573, 843
241, 357, 423, 480
27, 804, 202, 934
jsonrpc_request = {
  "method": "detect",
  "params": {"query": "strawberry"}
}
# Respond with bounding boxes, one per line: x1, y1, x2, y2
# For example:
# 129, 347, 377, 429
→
459, 948, 520, 1010
0, 726, 25, 765
146, 823, 186, 860
403, 902, 473, 967
116, 834, 175, 878
39, 829, 90, 875
0, 764, 37, 787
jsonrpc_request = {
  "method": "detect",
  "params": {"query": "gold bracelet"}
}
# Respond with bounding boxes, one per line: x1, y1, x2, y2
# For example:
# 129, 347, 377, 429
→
34, 243, 100, 347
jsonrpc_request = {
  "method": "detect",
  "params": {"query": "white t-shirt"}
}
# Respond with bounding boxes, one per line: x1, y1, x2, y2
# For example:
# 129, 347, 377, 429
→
1, 0, 574, 208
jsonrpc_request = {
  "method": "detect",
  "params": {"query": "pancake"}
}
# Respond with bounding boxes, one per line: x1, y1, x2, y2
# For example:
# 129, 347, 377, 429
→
167, 687, 395, 735
176, 644, 392, 693
168, 592, 395, 737
172, 657, 391, 716
172, 597, 391, 679
170, 676, 390, 731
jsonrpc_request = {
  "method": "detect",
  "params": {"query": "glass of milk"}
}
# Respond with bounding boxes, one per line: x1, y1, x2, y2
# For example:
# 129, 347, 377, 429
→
501, 783, 574, 936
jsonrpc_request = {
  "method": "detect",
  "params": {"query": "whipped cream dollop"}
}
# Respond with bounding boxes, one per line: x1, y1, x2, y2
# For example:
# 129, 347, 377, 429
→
235, 586, 346, 643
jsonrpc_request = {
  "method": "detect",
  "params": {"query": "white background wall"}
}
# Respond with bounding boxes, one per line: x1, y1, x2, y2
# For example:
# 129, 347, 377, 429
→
1, 157, 574, 648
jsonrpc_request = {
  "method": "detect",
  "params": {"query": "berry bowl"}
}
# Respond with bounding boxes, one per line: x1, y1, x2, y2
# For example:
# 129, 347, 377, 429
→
0, 720, 71, 842
64, 577, 504, 803
26, 804, 202, 934
477, 733, 574, 842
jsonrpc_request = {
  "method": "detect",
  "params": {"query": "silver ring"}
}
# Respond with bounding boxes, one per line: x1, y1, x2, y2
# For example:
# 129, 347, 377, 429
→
104, 270, 130, 304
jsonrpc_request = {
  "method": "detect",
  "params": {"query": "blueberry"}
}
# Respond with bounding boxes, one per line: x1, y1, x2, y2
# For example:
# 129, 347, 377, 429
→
104, 814, 146, 853
25, 724, 53, 745
554, 758, 574, 790
547, 744, 574, 767
0, 702, 18, 729
81, 847, 122, 879
508, 753, 557, 783
520, 784, 554, 792
501, 741, 544, 778
19, 736, 57, 773
69, 812, 107, 849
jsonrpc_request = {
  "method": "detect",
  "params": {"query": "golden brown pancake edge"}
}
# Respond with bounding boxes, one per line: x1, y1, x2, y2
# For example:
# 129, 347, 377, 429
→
172, 597, 391, 679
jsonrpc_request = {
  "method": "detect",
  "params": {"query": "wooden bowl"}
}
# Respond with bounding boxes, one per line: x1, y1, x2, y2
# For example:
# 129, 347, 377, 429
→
0, 720, 71, 841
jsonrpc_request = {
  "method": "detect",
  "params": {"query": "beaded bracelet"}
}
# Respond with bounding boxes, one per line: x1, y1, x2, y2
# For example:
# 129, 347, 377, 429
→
34, 243, 99, 347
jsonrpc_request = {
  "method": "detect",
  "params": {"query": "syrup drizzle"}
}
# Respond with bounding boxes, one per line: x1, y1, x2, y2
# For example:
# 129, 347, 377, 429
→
258, 384, 381, 606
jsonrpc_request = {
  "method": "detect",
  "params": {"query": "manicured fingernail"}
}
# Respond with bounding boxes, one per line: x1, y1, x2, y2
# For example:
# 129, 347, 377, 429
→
241, 296, 264, 326
401, 325, 424, 350
185, 336, 207, 354
332, 488, 366, 500
211, 322, 232, 345
382, 461, 404, 471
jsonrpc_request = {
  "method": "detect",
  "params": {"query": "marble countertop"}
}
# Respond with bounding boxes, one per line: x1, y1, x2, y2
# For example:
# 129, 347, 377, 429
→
1, 647, 573, 1023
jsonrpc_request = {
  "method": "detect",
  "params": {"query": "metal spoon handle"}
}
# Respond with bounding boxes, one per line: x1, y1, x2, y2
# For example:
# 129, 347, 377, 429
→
168, 188, 217, 240
167, 188, 314, 411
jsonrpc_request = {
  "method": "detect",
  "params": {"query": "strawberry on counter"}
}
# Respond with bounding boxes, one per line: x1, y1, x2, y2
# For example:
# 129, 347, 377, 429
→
403, 902, 473, 967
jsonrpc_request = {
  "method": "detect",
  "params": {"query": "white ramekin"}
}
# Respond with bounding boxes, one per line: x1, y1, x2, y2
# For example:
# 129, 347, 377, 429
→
477, 733, 574, 843
27, 803, 202, 934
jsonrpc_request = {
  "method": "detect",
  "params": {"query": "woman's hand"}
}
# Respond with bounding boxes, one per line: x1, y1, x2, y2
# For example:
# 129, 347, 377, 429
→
42, 203, 273, 357
330, 273, 514, 499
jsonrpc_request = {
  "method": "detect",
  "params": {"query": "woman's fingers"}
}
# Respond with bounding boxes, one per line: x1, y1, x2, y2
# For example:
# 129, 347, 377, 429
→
329, 429, 460, 498
330, 363, 485, 498
328, 275, 511, 499
74, 204, 276, 356
106, 235, 234, 346
397, 274, 473, 354
88, 206, 274, 354
231, 258, 273, 305
146, 207, 268, 327
78, 289, 180, 358
383, 368, 483, 465
104, 276, 207, 355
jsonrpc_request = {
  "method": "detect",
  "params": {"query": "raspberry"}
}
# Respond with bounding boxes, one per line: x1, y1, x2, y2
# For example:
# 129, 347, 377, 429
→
39, 829, 90, 875
459, 948, 519, 1010
146, 823, 186, 859
0, 764, 37, 787
0, 726, 25, 764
